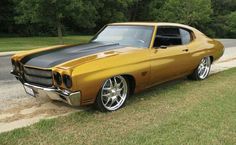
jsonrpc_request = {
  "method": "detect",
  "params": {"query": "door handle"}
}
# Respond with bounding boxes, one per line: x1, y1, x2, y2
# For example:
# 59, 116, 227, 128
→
182, 49, 189, 52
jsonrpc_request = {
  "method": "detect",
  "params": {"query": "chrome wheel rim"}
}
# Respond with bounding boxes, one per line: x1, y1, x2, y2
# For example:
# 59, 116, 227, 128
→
198, 57, 211, 79
101, 76, 128, 111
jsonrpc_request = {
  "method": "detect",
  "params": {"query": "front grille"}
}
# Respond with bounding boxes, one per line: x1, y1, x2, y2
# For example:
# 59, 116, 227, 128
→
23, 66, 53, 87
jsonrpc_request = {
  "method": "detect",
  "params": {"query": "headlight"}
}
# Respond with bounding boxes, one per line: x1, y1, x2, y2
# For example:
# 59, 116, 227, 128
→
11, 59, 20, 72
11, 59, 16, 71
15, 62, 20, 72
63, 74, 72, 88
53, 72, 62, 86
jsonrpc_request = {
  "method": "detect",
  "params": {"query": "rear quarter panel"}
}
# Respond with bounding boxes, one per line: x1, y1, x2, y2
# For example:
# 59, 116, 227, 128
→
186, 30, 224, 72
211, 39, 224, 61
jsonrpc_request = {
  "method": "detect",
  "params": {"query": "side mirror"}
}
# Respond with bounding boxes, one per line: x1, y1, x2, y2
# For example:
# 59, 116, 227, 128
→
160, 45, 167, 49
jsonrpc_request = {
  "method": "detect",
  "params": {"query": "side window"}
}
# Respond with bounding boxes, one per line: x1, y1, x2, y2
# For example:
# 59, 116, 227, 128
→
154, 27, 182, 48
180, 29, 192, 45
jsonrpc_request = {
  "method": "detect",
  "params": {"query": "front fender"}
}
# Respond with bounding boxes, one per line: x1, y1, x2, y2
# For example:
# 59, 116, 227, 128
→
72, 61, 150, 105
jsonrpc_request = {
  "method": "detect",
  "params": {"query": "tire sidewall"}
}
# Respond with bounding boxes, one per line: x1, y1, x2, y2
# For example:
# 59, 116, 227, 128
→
95, 76, 130, 112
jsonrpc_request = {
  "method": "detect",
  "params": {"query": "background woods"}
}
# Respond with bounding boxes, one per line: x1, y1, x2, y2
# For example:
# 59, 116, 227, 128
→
0, 0, 235, 39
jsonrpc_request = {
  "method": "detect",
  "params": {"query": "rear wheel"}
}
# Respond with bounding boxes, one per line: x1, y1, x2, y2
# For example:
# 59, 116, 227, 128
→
188, 57, 211, 80
95, 76, 129, 112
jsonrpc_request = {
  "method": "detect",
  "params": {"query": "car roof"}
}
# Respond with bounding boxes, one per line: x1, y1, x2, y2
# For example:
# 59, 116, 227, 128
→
109, 22, 197, 31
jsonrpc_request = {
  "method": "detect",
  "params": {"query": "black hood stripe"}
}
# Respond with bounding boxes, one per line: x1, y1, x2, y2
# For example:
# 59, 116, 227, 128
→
21, 42, 124, 68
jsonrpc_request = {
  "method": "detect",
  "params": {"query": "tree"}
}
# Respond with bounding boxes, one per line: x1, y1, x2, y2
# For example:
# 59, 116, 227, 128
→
95, 0, 135, 29
211, 0, 236, 38
0, 0, 15, 34
225, 11, 236, 38
0, 0, 235, 38
149, 0, 212, 31
128, 0, 156, 21
212, 0, 236, 15
15, 0, 98, 43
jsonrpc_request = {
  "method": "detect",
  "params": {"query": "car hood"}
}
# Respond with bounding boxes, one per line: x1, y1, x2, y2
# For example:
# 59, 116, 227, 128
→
21, 42, 128, 68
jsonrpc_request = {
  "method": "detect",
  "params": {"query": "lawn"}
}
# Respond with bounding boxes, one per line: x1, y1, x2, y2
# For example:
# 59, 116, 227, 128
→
0, 36, 92, 52
0, 68, 236, 145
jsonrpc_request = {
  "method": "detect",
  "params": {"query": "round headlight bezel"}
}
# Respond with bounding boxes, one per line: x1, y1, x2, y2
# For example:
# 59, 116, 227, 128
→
53, 72, 62, 86
63, 74, 72, 88
15, 62, 20, 72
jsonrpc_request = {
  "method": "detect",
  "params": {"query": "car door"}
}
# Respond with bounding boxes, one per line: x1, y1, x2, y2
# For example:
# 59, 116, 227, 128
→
149, 26, 191, 86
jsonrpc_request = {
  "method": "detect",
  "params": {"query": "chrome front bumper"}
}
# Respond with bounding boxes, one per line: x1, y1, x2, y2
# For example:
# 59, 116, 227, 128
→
11, 70, 81, 106
24, 83, 81, 106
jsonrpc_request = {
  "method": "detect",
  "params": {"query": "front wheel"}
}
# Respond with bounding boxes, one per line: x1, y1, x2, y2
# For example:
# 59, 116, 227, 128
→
95, 76, 129, 112
188, 57, 211, 80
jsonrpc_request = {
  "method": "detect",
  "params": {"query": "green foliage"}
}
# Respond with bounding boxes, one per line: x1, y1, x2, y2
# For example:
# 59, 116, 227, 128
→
14, 0, 98, 43
149, 0, 212, 34
226, 11, 236, 37
95, 0, 135, 28
212, 0, 236, 15
153, 0, 212, 25
0, 0, 235, 38
211, 0, 236, 38
0, 0, 15, 33
15, 0, 97, 27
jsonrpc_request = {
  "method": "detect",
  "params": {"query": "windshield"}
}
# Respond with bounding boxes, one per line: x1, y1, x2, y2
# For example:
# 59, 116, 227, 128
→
92, 25, 154, 48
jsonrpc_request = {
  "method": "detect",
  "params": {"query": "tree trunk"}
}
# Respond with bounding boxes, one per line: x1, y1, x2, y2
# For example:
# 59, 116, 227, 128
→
57, 21, 64, 44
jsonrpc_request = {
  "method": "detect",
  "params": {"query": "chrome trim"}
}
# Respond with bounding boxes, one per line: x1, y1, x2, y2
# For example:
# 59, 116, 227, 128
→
24, 83, 81, 106
24, 66, 52, 78
11, 70, 81, 106
23, 66, 53, 87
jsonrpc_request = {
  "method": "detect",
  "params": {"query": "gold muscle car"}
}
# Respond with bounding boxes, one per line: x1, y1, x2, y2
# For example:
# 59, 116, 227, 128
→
11, 22, 224, 112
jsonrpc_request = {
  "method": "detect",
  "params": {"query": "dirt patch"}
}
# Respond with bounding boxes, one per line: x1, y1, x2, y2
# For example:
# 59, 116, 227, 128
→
0, 90, 83, 133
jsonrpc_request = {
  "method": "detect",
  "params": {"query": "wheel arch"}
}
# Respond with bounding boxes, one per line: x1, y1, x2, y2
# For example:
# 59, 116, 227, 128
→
122, 74, 136, 96
209, 56, 214, 64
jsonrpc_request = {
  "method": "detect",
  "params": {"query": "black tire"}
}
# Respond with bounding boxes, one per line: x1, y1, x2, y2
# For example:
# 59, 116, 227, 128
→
188, 56, 211, 80
95, 76, 130, 112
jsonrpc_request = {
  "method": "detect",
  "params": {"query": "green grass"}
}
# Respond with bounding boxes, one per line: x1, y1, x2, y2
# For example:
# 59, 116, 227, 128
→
0, 68, 236, 145
0, 36, 93, 52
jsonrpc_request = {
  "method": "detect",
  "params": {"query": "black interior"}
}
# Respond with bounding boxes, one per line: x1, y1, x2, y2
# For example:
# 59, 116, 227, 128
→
154, 27, 183, 47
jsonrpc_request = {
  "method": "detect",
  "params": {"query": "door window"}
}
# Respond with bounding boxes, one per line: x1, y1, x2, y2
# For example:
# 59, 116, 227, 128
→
153, 27, 193, 48
154, 27, 182, 47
